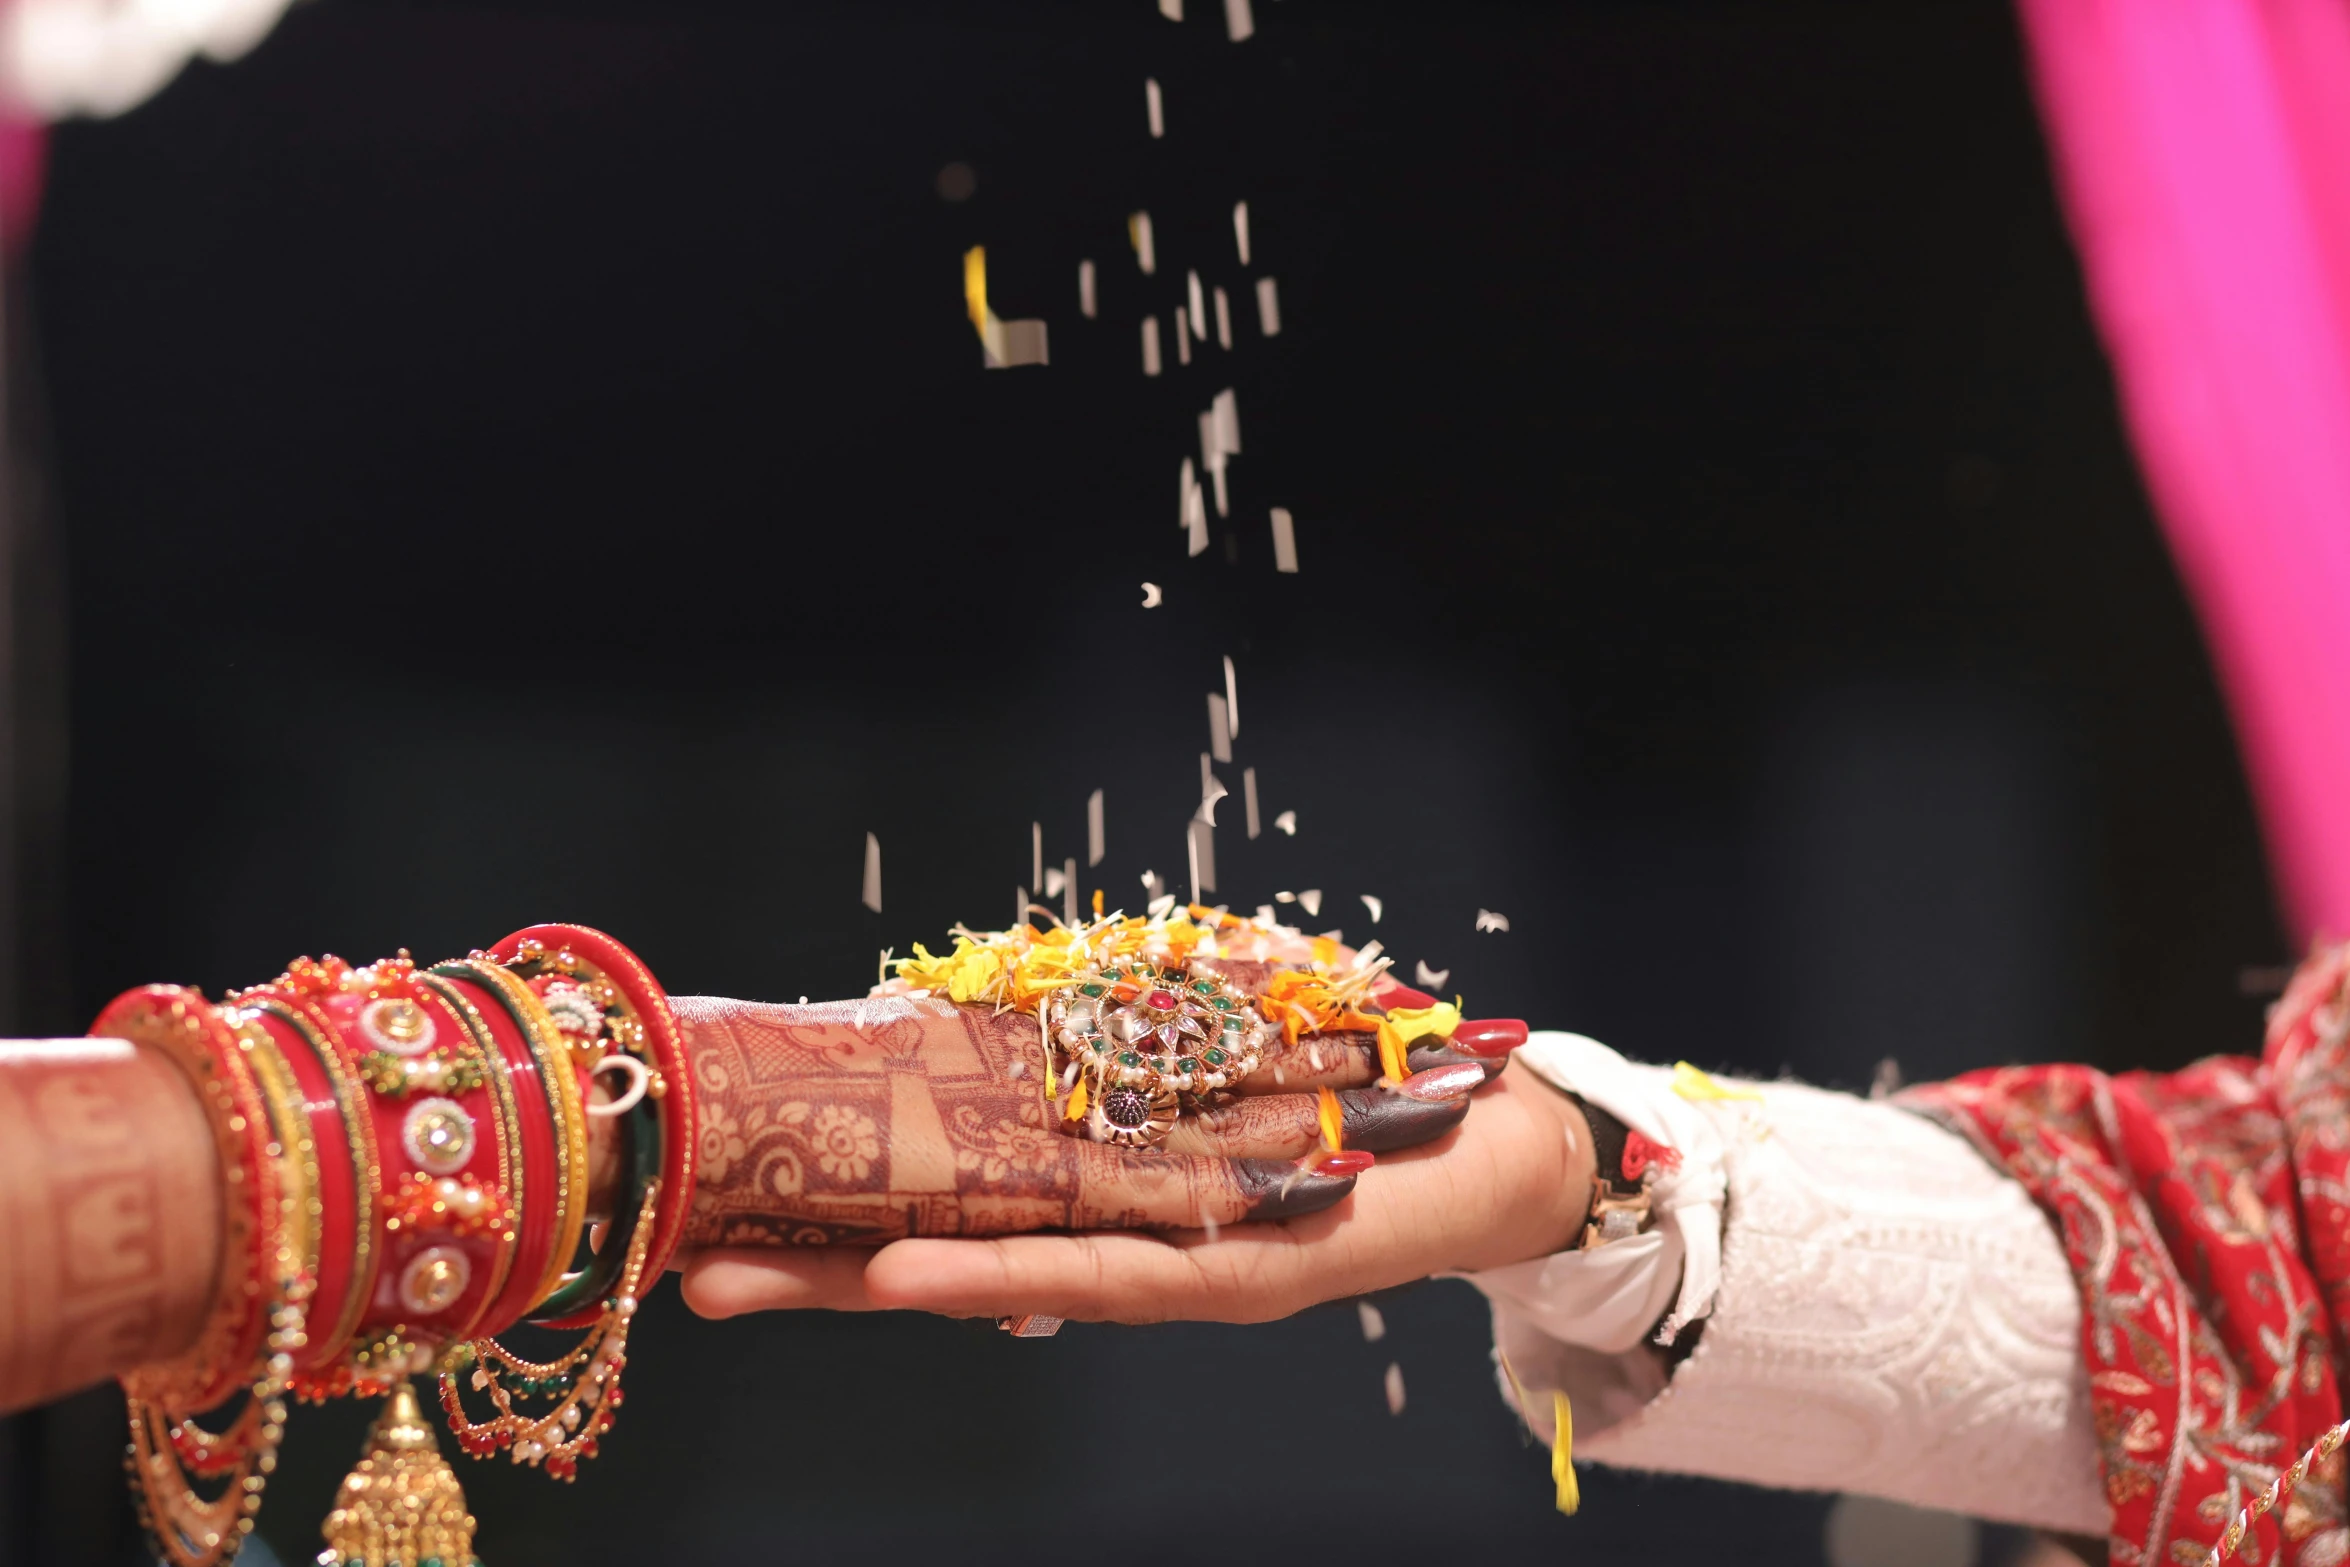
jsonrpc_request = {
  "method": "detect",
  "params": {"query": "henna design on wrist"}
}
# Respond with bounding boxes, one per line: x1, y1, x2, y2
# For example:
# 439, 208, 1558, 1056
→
678, 996, 1097, 1246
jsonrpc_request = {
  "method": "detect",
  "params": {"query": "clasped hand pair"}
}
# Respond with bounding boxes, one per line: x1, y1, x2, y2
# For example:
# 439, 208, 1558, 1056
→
668, 958, 1597, 1328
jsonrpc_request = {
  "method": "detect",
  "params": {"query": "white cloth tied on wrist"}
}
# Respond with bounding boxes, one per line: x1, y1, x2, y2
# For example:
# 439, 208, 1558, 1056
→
1470, 1228, 1684, 1356
1466, 1031, 1728, 1348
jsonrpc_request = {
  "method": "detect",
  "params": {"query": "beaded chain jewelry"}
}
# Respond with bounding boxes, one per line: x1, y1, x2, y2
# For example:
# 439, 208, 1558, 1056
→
102, 989, 312, 1567
98, 925, 691, 1567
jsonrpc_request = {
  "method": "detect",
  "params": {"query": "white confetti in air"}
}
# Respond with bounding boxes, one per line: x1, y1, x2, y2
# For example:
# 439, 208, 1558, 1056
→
1214, 286, 1233, 350
1159, 0, 1181, 17
1269, 506, 1299, 573
1043, 866, 1065, 898
1275, 890, 1296, 902
1225, 0, 1253, 42
1198, 390, 1240, 519
1233, 200, 1251, 266
1175, 305, 1192, 365
1242, 765, 1260, 839
1255, 275, 1281, 336
861, 832, 882, 913
985, 319, 1048, 369
1063, 858, 1078, 927
1087, 789, 1106, 867
1078, 259, 1097, 319
1384, 1363, 1406, 1416
1129, 211, 1156, 275
1358, 1301, 1386, 1343
1475, 909, 1511, 933
1256, 905, 1277, 924
1196, 779, 1229, 826
1212, 387, 1242, 456
1415, 960, 1450, 989
1145, 77, 1165, 139
1207, 692, 1232, 763
1031, 822, 1044, 892
1140, 315, 1162, 377
1187, 817, 1216, 896
1361, 895, 1384, 924
1140, 581, 1162, 607
1223, 655, 1239, 739
1188, 270, 1206, 336
1273, 809, 1297, 835
1298, 889, 1322, 917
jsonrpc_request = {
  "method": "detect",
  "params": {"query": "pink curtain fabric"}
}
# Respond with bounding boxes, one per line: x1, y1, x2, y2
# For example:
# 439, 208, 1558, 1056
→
2016, 0, 2350, 943
0, 116, 43, 254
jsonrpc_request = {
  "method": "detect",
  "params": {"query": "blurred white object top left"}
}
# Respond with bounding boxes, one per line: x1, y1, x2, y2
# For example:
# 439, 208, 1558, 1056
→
2, 0, 298, 120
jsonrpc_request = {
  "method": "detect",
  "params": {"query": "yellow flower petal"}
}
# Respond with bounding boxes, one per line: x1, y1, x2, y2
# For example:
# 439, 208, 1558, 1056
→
1551, 1392, 1580, 1515
1671, 1061, 1763, 1102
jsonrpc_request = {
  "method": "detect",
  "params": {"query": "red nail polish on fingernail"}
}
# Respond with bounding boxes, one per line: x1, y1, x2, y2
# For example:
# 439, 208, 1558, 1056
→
1450, 1018, 1528, 1058
1301, 1148, 1376, 1177
1373, 979, 1440, 1011
1398, 1062, 1487, 1102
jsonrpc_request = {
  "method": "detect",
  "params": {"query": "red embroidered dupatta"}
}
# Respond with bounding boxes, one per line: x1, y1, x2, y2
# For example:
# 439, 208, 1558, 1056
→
1904, 945, 2350, 1566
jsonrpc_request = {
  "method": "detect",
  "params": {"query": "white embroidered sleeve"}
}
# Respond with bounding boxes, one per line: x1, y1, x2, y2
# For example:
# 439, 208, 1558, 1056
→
1462, 1034, 2106, 1535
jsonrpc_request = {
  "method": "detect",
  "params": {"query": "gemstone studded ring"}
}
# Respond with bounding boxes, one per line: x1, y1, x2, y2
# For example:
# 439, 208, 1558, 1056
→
1044, 961, 1272, 1148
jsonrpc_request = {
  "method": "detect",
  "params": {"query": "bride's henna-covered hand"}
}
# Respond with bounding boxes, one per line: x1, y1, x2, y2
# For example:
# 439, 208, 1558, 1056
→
680, 1003, 1556, 1324
674, 991, 1375, 1248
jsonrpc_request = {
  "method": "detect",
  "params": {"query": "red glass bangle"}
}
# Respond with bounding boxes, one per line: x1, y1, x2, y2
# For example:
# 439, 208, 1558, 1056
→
239, 1002, 364, 1375
98, 986, 281, 1415
260, 956, 514, 1384
424, 965, 565, 1343
490, 924, 696, 1298
374, 975, 520, 1352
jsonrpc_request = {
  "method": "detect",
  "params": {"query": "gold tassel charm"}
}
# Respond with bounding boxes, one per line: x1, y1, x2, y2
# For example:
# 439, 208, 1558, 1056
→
317, 1380, 479, 1567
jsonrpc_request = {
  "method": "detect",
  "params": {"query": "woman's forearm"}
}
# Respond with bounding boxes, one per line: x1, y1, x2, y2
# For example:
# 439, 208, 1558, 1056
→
0, 1037, 222, 1413
0, 1033, 633, 1417
0, 913, 1438, 1413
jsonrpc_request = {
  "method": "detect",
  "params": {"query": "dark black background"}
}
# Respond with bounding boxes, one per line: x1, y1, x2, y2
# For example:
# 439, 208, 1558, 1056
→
0, 0, 2287, 1561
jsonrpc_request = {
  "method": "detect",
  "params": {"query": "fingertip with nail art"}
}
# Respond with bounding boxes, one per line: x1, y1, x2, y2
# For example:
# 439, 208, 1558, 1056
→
1236, 1156, 1360, 1219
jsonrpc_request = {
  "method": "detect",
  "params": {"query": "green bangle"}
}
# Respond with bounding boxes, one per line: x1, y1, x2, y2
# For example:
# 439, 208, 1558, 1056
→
429, 960, 662, 1324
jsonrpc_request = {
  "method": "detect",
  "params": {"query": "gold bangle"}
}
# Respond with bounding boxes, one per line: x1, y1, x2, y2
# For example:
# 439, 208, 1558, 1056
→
234, 1017, 320, 1300
248, 995, 379, 1378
